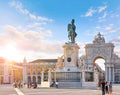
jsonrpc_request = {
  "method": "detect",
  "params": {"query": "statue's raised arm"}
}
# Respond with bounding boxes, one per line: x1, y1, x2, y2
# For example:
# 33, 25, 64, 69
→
67, 19, 77, 43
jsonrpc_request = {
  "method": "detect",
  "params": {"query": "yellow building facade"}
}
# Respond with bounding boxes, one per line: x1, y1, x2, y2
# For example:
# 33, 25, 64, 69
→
23, 58, 57, 85
0, 57, 22, 84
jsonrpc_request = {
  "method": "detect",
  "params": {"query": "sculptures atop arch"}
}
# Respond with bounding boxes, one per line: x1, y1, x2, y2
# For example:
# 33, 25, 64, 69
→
93, 32, 105, 44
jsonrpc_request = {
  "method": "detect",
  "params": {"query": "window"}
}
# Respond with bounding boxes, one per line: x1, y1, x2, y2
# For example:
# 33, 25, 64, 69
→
44, 72, 48, 81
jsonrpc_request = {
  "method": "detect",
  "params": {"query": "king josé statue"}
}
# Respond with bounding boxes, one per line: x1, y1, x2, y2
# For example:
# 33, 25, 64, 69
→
68, 19, 77, 43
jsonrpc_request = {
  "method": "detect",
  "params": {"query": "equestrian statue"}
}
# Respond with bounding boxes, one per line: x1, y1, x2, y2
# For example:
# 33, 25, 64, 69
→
68, 19, 77, 43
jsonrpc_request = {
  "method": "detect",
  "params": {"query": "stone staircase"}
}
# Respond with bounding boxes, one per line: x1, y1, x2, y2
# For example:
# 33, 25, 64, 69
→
82, 82, 97, 89
58, 82, 82, 88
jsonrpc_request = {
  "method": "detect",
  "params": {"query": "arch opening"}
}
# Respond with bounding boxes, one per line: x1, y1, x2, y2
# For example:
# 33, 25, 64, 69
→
94, 57, 105, 71
94, 57, 105, 80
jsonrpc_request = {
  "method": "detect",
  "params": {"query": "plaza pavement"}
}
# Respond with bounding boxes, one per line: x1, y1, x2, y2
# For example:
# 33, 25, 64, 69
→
16, 88, 101, 95
15, 84, 120, 95
0, 84, 120, 95
0, 84, 17, 95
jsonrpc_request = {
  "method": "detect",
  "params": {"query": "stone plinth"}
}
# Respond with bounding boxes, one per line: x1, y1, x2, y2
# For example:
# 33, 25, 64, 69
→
62, 42, 80, 71
53, 42, 82, 88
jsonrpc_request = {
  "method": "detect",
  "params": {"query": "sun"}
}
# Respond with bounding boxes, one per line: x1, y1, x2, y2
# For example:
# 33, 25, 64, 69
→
0, 44, 22, 61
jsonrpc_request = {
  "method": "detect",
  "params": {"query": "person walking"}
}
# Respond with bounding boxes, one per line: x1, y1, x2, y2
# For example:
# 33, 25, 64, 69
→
101, 80, 105, 95
55, 81, 59, 88
98, 80, 101, 90
105, 81, 109, 94
109, 81, 112, 95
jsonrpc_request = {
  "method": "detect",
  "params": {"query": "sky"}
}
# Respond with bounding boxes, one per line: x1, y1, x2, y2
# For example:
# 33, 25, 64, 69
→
0, 0, 120, 69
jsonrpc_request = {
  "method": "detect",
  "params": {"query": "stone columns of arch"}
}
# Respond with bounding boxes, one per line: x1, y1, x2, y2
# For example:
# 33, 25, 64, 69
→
112, 66, 115, 83
106, 64, 114, 82
82, 71, 85, 82
105, 64, 113, 82
105, 66, 107, 81
109, 66, 111, 81
110, 64, 114, 83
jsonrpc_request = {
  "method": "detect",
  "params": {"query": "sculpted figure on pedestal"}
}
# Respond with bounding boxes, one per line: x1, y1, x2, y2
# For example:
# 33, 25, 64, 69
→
68, 19, 77, 43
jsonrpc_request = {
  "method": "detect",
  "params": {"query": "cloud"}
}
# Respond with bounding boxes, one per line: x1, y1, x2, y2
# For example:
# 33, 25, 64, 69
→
81, 5, 107, 17
114, 49, 120, 57
0, 25, 88, 62
111, 14, 120, 18
110, 36, 120, 45
9, 0, 53, 22
98, 12, 108, 22
0, 25, 64, 61
95, 26, 101, 29
85, 7, 96, 17
94, 24, 120, 36
9, 1, 29, 15
98, 6, 107, 13
6, 0, 61, 61
99, 12, 107, 19
105, 24, 113, 31
26, 22, 47, 29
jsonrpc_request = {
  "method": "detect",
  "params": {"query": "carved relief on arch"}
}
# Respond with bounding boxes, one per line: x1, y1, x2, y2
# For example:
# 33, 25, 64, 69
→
93, 56, 105, 62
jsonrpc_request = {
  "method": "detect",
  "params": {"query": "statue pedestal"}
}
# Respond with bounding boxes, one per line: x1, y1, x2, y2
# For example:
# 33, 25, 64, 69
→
53, 42, 82, 88
62, 42, 80, 71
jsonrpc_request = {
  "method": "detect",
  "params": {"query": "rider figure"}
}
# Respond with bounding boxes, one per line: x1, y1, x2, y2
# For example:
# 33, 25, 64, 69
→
68, 19, 77, 43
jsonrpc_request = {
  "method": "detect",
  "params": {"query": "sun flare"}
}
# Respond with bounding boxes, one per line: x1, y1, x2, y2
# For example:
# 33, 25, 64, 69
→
0, 44, 21, 61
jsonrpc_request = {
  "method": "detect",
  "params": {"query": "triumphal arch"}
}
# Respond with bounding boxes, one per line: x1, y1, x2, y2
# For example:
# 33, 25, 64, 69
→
84, 32, 115, 82
23, 19, 120, 88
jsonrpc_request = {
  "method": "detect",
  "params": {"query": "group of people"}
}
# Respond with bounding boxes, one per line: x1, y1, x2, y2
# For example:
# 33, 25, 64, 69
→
27, 82, 37, 88
13, 81, 23, 88
50, 80, 59, 88
98, 80, 112, 95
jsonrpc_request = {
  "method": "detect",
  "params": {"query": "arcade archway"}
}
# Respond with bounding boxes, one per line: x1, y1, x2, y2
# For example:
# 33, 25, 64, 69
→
94, 57, 105, 71
94, 57, 105, 80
